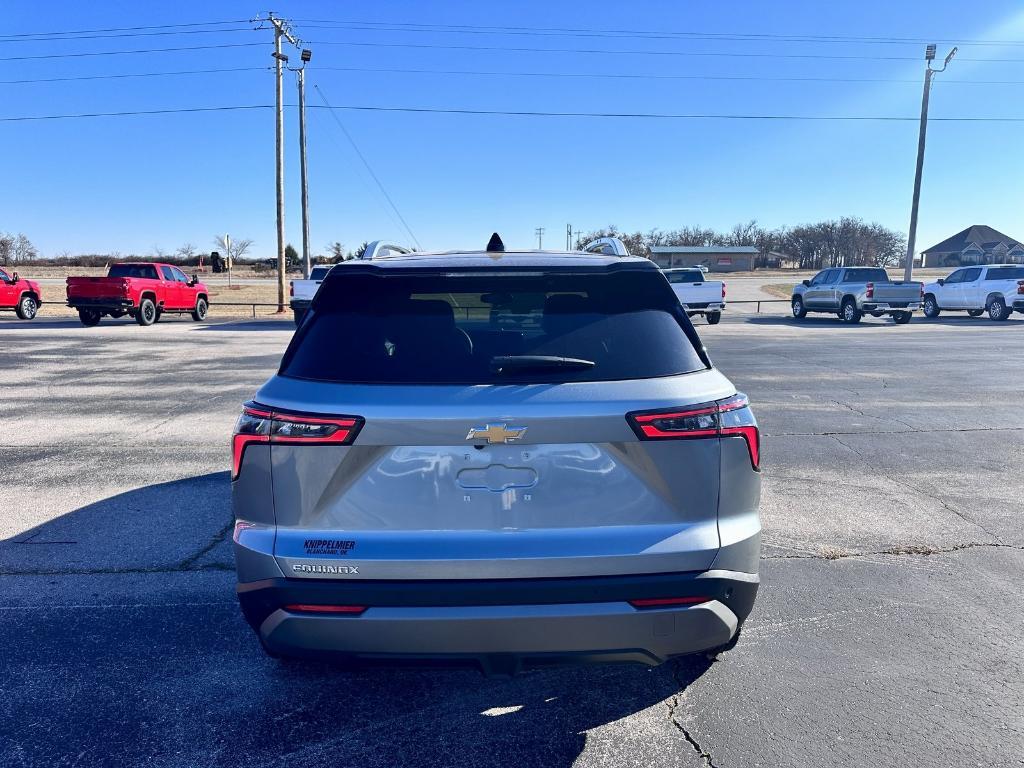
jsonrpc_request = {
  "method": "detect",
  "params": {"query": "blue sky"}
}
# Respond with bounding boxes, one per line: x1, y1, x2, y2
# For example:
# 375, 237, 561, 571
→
3, 0, 1024, 258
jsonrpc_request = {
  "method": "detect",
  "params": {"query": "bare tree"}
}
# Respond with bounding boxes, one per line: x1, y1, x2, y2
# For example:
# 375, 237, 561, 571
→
176, 243, 197, 261
214, 235, 254, 262
0, 233, 13, 266
326, 241, 346, 262
13, 234, 37, 263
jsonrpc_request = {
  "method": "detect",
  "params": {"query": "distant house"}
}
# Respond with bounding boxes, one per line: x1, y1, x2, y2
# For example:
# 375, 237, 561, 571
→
920, 225, 1024, 268
649, 246, 758, 272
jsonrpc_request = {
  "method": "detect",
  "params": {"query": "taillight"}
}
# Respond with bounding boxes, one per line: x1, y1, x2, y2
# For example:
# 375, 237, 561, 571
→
627, 393, 760, 470
1017, 280, 1024, 295
289, 281, 294, 297
921, 284, 925, 300
721, 281, 726, 300
866, 282, 874, 299
231, 403, 363, 479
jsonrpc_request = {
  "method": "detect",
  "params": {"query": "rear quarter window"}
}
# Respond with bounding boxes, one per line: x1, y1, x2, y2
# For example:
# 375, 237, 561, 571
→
986, 267, 1024, 280
280, 270, 708, 385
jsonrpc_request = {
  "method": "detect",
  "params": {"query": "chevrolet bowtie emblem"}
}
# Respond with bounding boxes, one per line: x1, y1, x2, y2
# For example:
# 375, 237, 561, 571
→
466, 423, 527, 444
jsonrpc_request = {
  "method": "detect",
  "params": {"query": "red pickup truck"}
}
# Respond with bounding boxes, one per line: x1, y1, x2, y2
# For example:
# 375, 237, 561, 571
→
66, 263, 209, 327
0, 267, 42, 320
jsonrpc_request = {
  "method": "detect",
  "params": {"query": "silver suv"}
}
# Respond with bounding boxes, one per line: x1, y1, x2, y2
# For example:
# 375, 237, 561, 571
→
231, 242, 761, 673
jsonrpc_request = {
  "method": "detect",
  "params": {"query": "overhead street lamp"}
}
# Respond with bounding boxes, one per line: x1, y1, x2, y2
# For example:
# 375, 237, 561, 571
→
904, 44, 957, 282
294, 49, 313, 279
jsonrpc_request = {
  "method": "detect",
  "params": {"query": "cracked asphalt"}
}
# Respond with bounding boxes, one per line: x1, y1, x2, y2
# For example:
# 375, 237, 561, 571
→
1, 311, 1022, 767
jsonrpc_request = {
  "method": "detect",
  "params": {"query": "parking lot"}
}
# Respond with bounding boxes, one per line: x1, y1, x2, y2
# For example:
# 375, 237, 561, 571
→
1, 311, 1021, 767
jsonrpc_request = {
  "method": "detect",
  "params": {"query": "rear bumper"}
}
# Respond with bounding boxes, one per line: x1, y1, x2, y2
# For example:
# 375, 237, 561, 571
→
289, 299, 311, 311
682, 302, 725, 313
67, 297, 134, 309
237, 569, 758, 669
861, 302, 919, 312
1012, 299, 1024, 312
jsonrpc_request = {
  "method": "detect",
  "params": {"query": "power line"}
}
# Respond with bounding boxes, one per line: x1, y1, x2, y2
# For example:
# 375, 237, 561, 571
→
295, 19, 1024, 48
314, 65, 1024, 86
2, 64, 1018, 88
0, 67, 266, 85
0, 19, 249, 39
0, 105, 270, 121
0, 27, 255, 43
0, 42, 264, 61
304, 39, 1024, 63
307, 108, 414, 246
313, 86, 422, 249
5, 103, 1024, 122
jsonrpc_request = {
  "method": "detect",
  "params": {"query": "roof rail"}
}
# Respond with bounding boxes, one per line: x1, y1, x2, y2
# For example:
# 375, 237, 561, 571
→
582, 237, 631, 257
359, 241, 413, 260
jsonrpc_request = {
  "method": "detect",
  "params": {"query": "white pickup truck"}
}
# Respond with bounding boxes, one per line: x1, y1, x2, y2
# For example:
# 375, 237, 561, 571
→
289, 265, 333, 325
663, 268, 726, 324
923, 264, 1024, 321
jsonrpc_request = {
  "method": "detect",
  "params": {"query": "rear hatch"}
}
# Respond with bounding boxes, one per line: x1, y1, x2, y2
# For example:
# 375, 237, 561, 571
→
255, 264, 746, 580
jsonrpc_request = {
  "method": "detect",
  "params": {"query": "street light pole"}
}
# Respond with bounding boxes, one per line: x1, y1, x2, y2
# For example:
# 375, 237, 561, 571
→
296, 49, 312, 279
266, 13, 298, 311
904, 44, 957, 282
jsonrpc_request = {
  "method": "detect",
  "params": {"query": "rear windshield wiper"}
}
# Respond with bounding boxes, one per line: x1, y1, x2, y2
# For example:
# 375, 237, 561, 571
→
490, 355, 596, 374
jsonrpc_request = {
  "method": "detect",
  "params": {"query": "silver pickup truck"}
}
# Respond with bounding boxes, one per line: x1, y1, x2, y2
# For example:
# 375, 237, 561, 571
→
791, 267, 922, 324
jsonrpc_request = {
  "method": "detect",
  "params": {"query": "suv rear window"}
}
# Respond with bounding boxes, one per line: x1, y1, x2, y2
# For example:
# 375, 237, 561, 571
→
281, 270, 707, 384
109, 264, 158, 280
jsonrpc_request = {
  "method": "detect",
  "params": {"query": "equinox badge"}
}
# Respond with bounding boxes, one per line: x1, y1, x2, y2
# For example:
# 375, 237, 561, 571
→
466, 423, 527, 444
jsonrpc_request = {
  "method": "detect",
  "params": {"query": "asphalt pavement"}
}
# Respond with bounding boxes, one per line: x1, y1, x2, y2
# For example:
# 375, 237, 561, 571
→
1, 310, 1021, 767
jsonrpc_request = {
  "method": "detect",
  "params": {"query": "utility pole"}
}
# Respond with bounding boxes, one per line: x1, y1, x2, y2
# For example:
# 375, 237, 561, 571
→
535, 227, 545, 250
904, 44, 957, 282
266, 13, 298, 311
566, 224, 572, 250
295, 49, 312, 279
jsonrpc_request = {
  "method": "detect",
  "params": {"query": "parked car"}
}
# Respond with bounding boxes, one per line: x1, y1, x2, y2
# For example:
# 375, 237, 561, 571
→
289, 265, 333, 325
791, 267, 922, 324
0, 267, 41, 320
66, 263, 209, 327
922, 264, 1024, 321
663, 268, 726, 324
232, 237, 761, 673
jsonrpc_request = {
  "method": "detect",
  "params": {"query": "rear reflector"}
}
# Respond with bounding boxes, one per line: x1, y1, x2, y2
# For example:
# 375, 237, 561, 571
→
284, 604, 367, 615
231, 403, 363, 479
627, 393, 760, 470
629, 596, 711, 609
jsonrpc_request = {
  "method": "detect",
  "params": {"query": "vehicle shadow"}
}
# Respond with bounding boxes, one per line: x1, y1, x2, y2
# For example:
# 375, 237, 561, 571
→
742, 315, 902, 328
0, 318, 87, 330
198, 318, 297, 331
1, 473, 715, 767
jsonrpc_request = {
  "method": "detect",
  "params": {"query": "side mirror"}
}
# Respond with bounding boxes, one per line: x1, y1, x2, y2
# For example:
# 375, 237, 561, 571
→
937, 278, 945, 286
189, 275, 199, 286
10, 272, 19, 282
802, 279, 811, 287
